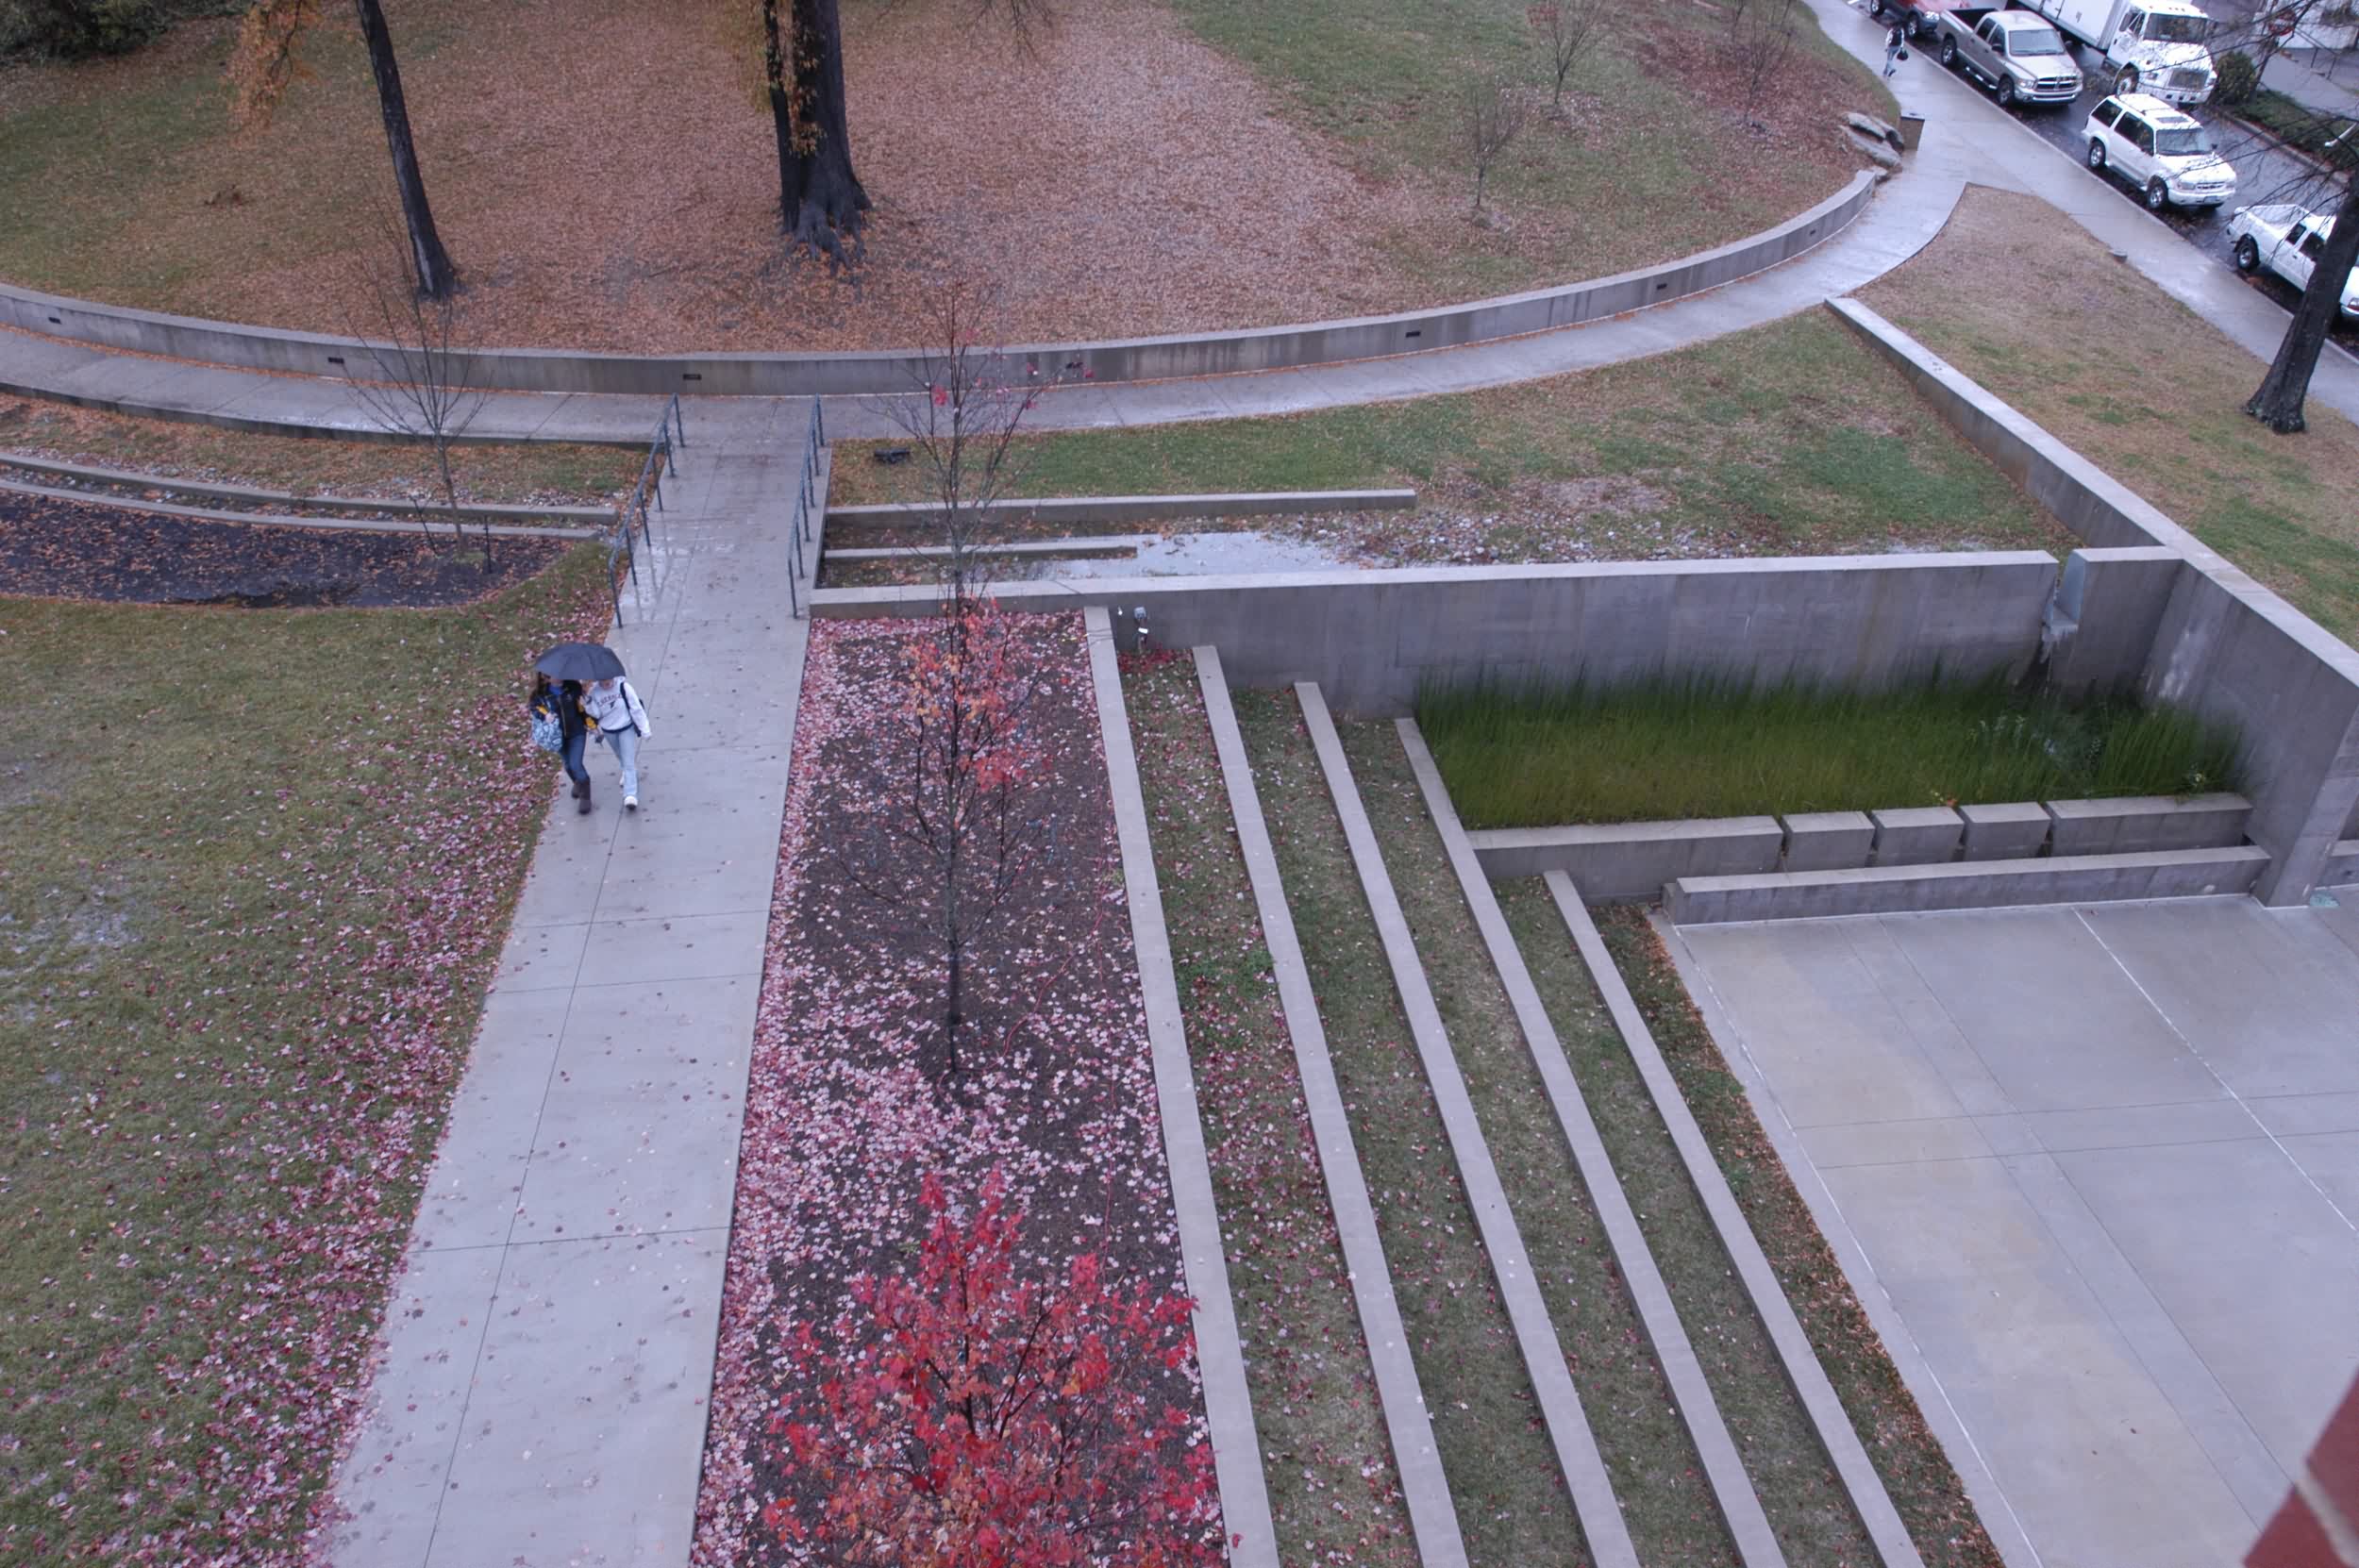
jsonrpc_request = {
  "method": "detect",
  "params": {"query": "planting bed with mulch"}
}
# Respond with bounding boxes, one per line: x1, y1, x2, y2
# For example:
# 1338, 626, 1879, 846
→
0, 550, 614, 1562
693, 614, 1217, 1564
1122, 651, 1418, 1568
0, 490, 563, 607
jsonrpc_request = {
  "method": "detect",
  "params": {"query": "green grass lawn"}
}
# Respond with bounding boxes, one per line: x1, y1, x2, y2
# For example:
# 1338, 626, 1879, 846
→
1418, 678, 2241, 827
1120, 654, 1419, 1568
0, 551, 608, 1560
1594, 909, 2006, 1567
1863, 184, 2359, 643
1233, 687, 1585, 1567
1338, 722, 1739, 1567
831, 315, 2073, 566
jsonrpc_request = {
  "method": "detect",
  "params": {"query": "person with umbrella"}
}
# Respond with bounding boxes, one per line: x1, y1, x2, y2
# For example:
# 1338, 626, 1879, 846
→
532, 642, 624, 815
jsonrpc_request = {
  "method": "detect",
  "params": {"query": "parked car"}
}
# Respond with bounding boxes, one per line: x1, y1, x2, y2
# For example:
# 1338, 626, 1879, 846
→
2228, 203, 2359, 316
2018, 0, 2218, 103
1868, 0, 1966, 39
2083, 92, 2238, 209
1935, 9, 2085, 107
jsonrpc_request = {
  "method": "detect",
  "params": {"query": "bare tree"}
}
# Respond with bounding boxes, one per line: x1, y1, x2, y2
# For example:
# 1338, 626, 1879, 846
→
233, 0, 459, 299
1461, 73, 1531, 219
1726, 0, 1802, 130
833, 602, 1056, 1088
1529, 0, 1603, 111
2247, 172, 2359, 431
343, 226, 489, 565
872, 276, 1060, 609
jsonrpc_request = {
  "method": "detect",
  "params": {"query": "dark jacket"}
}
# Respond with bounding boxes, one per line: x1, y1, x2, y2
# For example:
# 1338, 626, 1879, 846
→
531, 679, 587, 742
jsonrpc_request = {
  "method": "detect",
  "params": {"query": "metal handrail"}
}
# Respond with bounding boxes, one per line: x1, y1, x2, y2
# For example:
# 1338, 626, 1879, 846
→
787, 394, 825, 619
607, 395, 690, 625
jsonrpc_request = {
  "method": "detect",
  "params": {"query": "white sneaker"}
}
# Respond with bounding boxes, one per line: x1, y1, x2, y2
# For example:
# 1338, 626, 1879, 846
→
625, 794, 639, 810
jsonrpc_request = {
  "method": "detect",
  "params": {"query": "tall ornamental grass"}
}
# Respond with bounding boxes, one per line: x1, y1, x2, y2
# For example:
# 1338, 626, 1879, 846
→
1417, 676, 2241, 828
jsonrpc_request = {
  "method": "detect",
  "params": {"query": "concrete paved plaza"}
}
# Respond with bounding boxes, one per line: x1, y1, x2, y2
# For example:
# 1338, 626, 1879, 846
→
1668, 898, 2359, 1568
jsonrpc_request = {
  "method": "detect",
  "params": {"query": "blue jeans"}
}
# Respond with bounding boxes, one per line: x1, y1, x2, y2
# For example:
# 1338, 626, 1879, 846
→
602, 726, 641, 799
560, 730, 589, 786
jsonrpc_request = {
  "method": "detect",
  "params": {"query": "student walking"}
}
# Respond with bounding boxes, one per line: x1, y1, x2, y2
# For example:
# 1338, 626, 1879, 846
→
581, 675, 653, 810
1884, 21, 1909, 75
530, 673, 594, 813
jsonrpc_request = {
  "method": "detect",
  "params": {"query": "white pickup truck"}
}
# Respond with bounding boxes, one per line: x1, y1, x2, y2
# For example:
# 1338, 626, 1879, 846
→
2228, 204, 2359, 318
2016, 0, 2218, 103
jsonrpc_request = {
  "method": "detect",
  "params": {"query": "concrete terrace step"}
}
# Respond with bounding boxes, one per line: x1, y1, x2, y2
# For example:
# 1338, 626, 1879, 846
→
0, 474, 600, 542
1666, 847, 2271, 925
1295, 681, 1641, 1568
0, 450, 616, 524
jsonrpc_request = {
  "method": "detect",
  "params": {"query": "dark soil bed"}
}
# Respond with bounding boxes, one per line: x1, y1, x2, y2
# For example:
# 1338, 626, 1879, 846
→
0, 490, 562, 607
693, 614, 1215, 1563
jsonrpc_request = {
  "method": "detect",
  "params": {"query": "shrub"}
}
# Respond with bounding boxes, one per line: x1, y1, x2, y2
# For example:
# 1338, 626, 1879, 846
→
0, 0, 166, 58
2215, 48, 2259, 108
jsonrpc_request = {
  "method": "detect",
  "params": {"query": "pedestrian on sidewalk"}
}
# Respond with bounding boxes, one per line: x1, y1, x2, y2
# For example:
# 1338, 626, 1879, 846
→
531, 673, 594, 814
582, 674, 653, 811
1884, 21, 1909, 75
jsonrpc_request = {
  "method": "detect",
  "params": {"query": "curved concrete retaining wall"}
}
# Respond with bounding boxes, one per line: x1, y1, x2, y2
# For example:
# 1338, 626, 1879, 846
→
1832, 296, 2359, 907
0, 175, 1876, 397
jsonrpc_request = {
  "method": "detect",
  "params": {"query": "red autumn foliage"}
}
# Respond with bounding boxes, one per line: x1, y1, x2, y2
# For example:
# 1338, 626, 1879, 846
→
765, 1170, 1223, 1568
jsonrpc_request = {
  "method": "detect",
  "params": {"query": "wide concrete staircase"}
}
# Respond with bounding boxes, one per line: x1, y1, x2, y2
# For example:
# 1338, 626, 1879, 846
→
1188, 652, 1930, 1568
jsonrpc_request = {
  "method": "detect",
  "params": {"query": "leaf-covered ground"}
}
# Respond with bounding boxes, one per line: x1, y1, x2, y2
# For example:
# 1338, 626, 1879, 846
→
693, 614, 1216, 1565
0, 547, 612, 1562
0, 0, 1883, 350
1122, 651, 1418, 1568
0, 489, 563, 607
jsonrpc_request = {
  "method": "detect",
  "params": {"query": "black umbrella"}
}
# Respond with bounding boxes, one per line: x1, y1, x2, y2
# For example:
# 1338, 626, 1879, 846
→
534, 642, 626, 681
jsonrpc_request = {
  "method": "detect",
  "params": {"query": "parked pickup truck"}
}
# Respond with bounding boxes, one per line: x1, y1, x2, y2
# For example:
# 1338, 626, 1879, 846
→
1935, 9, 2085, 107
2229, 204, 2359, 317
2017, 0, 2218, 103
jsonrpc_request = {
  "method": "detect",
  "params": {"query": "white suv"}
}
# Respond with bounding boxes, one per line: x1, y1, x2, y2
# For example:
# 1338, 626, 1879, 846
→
2083, 92, 2237, 210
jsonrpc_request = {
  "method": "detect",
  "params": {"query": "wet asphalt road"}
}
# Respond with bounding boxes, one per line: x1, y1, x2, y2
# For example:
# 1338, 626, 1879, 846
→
1902, 28, 2356, 338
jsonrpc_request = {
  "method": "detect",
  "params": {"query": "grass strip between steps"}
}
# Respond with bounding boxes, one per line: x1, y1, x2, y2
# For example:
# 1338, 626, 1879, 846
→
1338, 721, 1740, 1568
1231, 688, 1582, 1568
1121, 654, 1419, 1568
1497, 879, 1881, 1564
1595, 909, 2009, 1568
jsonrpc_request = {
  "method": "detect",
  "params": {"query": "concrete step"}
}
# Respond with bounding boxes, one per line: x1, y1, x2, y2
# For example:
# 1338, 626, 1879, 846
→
1666, 846, 2269, 924
2324, 839, 2359, 887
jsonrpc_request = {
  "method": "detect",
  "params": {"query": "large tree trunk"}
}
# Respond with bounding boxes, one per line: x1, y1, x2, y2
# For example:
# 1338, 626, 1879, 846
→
767, 0, 869, 269
353, 0, 456, 300
2247, 175, 2359, 434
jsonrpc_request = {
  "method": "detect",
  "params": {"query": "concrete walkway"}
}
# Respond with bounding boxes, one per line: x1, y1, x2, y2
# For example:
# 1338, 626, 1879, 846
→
323, 405, 814, 1568
1666, 899, 2359, 1568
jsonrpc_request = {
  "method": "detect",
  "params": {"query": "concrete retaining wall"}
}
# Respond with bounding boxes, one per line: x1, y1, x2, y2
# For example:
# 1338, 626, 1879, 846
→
1833, 297, 2359, 907
1467, 818, 1785, 900
812, 552, 2064, 715
0, 176, 1875, 396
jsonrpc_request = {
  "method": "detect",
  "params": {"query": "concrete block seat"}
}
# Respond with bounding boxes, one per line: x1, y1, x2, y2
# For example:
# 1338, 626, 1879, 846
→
1665, 845, 2270, 924
2045, 793, 2252, 855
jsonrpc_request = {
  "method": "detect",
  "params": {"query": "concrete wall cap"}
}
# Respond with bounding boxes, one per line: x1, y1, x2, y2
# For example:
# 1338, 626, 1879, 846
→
2045, 793, 2251, 819
1469, 817, 1786, 847
1959, 801, 2052, 825
1871, 806, 1966, 828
